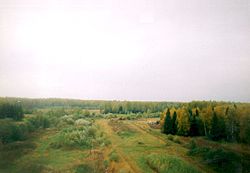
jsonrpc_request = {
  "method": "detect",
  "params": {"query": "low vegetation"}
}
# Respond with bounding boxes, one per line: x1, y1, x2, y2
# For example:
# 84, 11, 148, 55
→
146, 153, 200, 173
0, 98, 249, 173
187, 139, 250, 173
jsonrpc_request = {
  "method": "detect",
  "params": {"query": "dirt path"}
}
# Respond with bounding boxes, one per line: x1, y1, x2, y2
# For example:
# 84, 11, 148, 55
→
97, 119, 214, 173
96, 120, 142, 173
130, 121, 167, 143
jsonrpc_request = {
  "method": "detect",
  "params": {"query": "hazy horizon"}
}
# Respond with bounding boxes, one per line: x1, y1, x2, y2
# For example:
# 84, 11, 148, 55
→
1, 0, 250, 102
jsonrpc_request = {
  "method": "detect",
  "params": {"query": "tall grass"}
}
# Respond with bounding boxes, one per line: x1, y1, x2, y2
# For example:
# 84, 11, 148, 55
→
187, 140, 242, 173
146, 153, 200, 173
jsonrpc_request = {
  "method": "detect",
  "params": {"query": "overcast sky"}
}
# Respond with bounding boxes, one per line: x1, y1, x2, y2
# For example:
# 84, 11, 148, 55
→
0, 0, 250, 102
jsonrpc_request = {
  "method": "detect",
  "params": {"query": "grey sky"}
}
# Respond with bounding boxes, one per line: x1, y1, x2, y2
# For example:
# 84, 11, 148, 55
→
0, 0, 250, 102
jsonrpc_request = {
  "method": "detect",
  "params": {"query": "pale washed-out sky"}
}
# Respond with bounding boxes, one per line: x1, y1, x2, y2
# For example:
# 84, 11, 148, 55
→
0, 0, 250, 102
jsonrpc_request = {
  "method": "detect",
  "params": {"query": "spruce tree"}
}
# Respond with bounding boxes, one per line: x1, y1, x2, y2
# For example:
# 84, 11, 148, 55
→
172, 111, 177, 134
163, 109, 172, 134
189, 109, 200, 136
210, 111, 226, 140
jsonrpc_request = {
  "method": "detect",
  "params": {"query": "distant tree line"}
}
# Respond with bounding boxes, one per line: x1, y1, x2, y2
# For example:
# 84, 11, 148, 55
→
102, 101, 179, 114
0, 97, 104, 112
0, 97, 180, 114
161, 103, 250, 144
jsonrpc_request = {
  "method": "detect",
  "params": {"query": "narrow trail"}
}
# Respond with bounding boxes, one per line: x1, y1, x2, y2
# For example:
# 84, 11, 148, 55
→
129, 121, 167, 144
96, 120, 142, 173
97, 119, 214, 173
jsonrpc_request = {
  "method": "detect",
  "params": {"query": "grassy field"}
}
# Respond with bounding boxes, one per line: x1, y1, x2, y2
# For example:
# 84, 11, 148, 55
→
0, 117, 249, 173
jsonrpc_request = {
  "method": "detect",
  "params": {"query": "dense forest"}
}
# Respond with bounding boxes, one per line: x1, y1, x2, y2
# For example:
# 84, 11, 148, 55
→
160, 103, 250, 144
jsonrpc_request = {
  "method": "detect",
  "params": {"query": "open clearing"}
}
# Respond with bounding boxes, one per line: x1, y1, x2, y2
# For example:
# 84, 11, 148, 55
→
96, 119, 213, 173
1, 116, 249, 173
0, 119, 208, 173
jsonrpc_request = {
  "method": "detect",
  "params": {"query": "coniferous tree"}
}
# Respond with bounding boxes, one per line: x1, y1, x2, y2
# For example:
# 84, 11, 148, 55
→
210, 111, 219, 140
163, 109, 172, 134
172, 111, 178, 134
210, 111, 226, 140
189, 114, 199, 136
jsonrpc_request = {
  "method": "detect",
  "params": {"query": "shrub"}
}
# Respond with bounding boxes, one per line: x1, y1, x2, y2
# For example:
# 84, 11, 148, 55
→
50, 125, 108, 149
75, 119, 92, 126
187, 139, 197, 150
26, 115, 50, 129
60, 115, 74, 125
187, 140, 242, 173
0, 120, 28, 144
109, 150, 119, 162
59, 127, 92, 147
203, 148, 241, 173
103, 160, 109, 168
173, 136, 181, 144
167, 134, 174, 141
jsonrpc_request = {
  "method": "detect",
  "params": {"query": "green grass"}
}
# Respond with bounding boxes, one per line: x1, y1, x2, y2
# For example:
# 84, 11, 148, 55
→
187, 140, 242, 173
1, 117, 248, 173
145, 153, 201, 173
75, 164, 94, 173
101, 119, 204, 173
117, 130, 136, 138
0, 141, 36, 170
0, 129, 89, 173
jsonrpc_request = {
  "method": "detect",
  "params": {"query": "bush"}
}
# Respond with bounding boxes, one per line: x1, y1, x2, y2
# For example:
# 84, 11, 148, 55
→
187, 139, 197, 150
0, 120, 28, 144
58, 126, 93, 148
167, 134, 174, 141
60, 115, 75, 125
109, 150, 119, 162
173, 136, 181, 144
187, 140, 242, 173
75, 119, 92, 126
103, 160, 109, 168
203, 148, 241, 173
26, 115, 50, 129
50, 125, 108, 149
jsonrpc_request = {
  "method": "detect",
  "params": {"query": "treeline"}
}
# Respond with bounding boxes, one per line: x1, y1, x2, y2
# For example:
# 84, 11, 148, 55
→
102, 101, 179, 114
161, 103, 250, 144
0, 97, 179, 114
0, 97, 103, 112
0, 102, 23, 120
